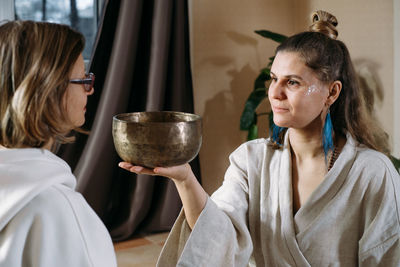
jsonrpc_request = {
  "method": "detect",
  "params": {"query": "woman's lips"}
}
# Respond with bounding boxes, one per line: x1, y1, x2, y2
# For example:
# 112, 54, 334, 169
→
272, 106, 289, 113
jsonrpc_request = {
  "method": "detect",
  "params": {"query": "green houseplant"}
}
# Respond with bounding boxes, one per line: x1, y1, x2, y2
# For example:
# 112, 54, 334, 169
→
239, 30, 400, 173
239, 30, 287, 140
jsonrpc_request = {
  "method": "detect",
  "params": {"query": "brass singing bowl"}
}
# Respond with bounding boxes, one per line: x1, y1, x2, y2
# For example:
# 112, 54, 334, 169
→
112, 111, 202, 168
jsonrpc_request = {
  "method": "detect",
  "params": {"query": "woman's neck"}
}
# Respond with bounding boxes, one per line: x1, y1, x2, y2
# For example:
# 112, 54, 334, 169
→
288, 128, 325, 162
42, 139, 54, 151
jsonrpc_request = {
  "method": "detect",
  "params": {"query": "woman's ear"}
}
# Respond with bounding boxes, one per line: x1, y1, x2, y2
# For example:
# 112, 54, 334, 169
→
326, 80, 342, 105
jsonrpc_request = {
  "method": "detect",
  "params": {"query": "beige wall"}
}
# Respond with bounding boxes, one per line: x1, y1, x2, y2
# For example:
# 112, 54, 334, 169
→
296, 0, 394, 145
395, 0, 400, 157
190, 0, 395, 194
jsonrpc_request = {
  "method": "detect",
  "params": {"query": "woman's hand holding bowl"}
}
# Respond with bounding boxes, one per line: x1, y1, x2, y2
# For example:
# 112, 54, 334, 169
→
118, 162, 193, 183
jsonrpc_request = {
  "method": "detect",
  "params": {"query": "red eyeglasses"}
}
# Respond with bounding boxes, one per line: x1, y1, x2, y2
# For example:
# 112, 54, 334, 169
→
69, 73, 95, 92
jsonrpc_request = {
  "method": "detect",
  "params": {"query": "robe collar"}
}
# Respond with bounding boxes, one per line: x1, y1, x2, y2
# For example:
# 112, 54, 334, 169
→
278, 131, 357, 266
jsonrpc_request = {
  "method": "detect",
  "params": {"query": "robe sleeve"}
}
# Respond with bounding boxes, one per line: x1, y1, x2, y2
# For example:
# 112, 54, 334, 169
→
359, 235, 400, 267
157, 143, 253, 267
358, 153, 400, 266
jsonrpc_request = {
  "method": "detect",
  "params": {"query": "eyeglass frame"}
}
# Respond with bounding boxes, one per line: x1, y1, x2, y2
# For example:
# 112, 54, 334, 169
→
69, 72, 95, 92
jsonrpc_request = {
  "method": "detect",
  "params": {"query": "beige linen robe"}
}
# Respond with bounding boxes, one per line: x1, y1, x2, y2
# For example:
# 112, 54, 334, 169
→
157, 133, 400, 266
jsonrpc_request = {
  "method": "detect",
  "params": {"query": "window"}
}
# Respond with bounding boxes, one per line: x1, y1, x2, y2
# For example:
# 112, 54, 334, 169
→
13, 0, 104, 60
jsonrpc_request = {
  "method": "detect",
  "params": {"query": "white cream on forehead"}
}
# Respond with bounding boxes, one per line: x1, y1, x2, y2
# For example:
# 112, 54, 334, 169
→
305, 84, 322, 96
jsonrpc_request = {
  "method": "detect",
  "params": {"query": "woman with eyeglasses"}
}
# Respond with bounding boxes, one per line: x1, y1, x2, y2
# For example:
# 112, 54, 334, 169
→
0, 21, 116, 266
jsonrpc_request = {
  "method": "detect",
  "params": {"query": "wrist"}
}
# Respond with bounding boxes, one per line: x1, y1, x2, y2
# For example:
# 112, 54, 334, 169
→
172, 171, 196, 187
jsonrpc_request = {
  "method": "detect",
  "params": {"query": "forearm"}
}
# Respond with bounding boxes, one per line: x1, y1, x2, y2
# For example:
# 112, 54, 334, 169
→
173, 173, 207, 229
118, 162, 207, 228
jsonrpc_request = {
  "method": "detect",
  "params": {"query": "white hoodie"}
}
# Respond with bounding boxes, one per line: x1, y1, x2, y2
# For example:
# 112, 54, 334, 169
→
0, 148, 117, 267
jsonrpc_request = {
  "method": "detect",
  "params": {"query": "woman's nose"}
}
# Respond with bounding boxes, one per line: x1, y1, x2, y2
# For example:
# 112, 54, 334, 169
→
268, 81, 285, 100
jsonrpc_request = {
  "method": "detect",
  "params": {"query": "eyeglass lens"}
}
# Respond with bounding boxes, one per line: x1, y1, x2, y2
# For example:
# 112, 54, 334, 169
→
70, 73, 95, 92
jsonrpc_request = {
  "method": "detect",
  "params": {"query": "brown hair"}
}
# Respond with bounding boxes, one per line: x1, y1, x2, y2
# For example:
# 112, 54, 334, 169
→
272, 10, 389, 154
0, 20, 85, 148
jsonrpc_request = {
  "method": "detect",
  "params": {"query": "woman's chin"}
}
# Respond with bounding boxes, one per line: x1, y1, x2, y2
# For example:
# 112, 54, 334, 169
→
273, 120, 289, 128
67, 120, 85, 130
75, 118, 86, 128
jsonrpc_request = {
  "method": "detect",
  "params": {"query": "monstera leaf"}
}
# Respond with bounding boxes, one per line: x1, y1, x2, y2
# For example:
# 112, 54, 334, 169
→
240, 30, 288, 140
240, 88, 268, 131
255, 30, 288, 43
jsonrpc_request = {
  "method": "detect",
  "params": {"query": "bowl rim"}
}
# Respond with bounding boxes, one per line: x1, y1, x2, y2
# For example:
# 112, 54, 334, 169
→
113, 111, 202, 124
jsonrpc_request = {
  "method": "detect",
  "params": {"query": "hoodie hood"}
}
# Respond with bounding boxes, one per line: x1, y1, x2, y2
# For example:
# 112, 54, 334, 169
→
0, 148, 76, 231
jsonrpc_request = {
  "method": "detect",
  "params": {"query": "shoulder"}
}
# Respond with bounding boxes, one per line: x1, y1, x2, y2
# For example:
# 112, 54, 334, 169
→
227, 138, 273, 168
354, 147, 399, 178
235, 138, 270, 150
29, 184, 88, 217
338, 134, 399, 188
350, 146, 400, 197
356, 147, 392, 167
230, 138, 272, 159
234, 137, 284, 161
12, 185, 116, 266
0, 148, 71, 169
16, 185, 103, 238
29, 185, 111, 238
225, 138, 282, 181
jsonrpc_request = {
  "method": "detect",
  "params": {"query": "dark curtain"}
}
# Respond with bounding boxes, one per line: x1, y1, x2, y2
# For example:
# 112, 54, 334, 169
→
57, 0, 200, 242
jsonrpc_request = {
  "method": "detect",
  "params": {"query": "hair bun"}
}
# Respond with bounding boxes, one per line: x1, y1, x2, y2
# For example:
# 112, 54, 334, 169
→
309, 10, 338, 40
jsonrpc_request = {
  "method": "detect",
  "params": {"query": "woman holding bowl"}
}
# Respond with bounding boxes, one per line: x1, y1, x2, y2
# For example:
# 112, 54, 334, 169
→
120, 10, 400, 266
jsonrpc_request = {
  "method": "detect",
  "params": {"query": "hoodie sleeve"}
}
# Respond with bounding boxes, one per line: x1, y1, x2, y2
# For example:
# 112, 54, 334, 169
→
0, 184, 117, 267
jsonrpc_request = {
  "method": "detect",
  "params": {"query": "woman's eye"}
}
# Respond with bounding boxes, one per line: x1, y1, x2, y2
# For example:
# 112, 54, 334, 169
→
287, 79, 299, 86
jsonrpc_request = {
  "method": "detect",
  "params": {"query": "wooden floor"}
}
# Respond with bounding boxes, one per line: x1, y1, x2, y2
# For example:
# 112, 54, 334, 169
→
114, 232, 169, 267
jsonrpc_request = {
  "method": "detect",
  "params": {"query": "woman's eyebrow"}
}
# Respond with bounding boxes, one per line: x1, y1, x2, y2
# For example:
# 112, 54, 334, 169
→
270, 71, 304, 80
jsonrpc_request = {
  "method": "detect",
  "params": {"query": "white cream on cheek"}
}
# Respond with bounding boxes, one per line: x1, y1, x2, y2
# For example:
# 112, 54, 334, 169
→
305, 84, 323, 96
